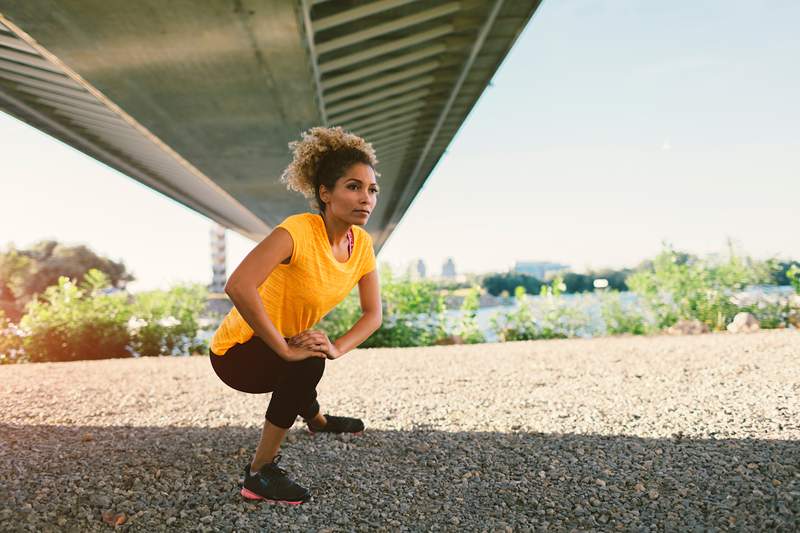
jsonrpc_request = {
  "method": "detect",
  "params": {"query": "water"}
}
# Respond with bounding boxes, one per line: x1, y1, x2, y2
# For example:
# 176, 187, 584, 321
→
445, 286, 796, 341
198, 286, 796, 344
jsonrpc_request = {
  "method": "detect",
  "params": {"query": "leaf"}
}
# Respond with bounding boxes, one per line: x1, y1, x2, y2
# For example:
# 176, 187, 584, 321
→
100, 511, 126, 527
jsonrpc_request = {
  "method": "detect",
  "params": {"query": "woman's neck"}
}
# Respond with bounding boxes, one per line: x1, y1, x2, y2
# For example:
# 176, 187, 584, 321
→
319, 211, 351, 246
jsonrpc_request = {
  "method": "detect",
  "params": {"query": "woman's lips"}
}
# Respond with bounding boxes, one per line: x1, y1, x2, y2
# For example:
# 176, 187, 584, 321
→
354, 210, 370, 215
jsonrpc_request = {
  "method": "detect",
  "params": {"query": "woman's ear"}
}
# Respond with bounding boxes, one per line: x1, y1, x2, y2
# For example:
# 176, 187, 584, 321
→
319, 184, 331, 204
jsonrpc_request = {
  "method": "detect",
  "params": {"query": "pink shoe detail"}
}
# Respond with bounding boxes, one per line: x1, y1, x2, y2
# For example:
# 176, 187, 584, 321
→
240, 487, 305, 506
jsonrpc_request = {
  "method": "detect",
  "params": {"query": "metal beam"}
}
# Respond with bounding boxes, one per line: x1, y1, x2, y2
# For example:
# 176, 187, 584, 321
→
322, 44, 446, 90
12, 81, 102, 104
318, 24, 454, 73
0, 46, 61, 72
324, 60, 440, 103
0, 68, 91, 98
61, 114, 153, 139
328, 88, 430, 124
354, 111, 424, 138
367, 123, 420, 144
316, 2, 460, 55
28, 94, 122, 121
0, 59, 76, 88
336, 100, 427, 131
299, 0, 328, 125
0, 32, 37, 53
313, 0, 419, 33
326, 75, 435, 115
374, 133, 418, 152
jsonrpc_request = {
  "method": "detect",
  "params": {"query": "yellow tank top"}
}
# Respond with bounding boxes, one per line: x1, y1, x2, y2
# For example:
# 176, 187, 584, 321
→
210, 213, 376, 356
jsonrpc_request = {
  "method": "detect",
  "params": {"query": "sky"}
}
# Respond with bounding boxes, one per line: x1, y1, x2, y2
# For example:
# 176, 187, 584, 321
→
1, 0, 799, 292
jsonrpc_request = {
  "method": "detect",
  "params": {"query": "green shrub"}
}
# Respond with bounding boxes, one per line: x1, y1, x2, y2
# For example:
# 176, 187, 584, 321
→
454, 286, 485, 344
483, 272, 543, 297
128, 283, 210, 357
318, 265, 448, 348
490, 286, 544, 341
730, 290, 800, 329
787, 264, 800, 294
598, 290, 651, 335
626, 244, 772, 331
20, 269, 131, 362
490, 280, 592, 341
0, 309, 25, 364
535, 276, 594, 338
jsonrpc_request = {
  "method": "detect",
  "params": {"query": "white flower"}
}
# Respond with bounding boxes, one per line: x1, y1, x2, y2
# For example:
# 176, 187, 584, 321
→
127, 316, 148, 332
157, 316, 181, 328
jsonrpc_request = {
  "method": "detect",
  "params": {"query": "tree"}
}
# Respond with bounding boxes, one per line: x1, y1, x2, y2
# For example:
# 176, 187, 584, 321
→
0, 240, 134, 321
482, 272, 543, 296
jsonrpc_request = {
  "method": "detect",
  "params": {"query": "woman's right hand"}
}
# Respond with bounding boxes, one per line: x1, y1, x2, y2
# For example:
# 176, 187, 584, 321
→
281, 344, 327, 362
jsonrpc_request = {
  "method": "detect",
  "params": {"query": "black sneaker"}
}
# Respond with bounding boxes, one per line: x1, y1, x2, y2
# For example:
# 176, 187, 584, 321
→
240, 455, 311, 505
306, 413, 365, 435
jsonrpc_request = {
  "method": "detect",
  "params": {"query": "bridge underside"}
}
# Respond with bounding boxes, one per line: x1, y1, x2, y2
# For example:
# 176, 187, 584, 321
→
0, 0, 540, 247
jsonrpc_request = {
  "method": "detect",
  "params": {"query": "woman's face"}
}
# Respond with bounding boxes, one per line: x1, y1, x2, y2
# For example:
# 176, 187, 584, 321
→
320, 162, 379, 225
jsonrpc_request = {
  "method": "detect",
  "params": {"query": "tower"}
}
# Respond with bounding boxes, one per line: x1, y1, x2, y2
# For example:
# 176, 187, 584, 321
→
210, 224, 227, 294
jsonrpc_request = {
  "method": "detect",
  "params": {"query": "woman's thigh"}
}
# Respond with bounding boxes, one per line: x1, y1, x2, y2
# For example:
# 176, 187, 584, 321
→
209, 336, 289, 394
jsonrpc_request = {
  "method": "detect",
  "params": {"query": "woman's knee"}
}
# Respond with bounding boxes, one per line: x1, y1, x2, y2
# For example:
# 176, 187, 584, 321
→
295, 356, 325, 384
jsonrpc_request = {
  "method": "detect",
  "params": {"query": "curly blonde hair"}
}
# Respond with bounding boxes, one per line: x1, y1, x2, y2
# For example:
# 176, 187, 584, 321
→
280, 126, 380, 211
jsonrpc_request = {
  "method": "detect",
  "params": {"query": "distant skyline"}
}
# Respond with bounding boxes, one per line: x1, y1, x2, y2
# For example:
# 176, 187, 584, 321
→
2, 0, 799, 292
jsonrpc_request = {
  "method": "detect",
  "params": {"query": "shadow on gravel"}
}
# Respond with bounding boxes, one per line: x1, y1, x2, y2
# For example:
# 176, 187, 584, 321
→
1, 423, 798, 531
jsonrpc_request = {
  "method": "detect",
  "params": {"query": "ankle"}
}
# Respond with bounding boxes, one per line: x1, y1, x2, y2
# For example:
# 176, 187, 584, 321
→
251, 455, 275, 472
309, 414, 327, 428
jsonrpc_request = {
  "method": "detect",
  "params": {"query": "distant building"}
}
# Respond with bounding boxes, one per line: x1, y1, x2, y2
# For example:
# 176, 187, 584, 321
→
441, 257, 456, 279
513, 261, 569, 280
416, 259, 427, 279
209, 224, 227, 293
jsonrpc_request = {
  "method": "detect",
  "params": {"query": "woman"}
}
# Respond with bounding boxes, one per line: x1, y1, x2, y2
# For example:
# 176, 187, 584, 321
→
209, 126, 382, 505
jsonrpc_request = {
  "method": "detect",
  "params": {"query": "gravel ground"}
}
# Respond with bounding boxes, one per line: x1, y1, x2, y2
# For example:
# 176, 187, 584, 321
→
1, 330, 799, 532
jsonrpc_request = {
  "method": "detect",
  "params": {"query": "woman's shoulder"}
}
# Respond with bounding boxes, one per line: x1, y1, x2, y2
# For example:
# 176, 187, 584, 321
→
353, 225, 374, 244
281, 212, 316, 224
277, 212, 316, 232
354, 226, 375, 260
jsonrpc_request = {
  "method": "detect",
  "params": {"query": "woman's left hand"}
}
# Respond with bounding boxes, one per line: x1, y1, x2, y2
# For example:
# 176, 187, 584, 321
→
288, 329, 342, 360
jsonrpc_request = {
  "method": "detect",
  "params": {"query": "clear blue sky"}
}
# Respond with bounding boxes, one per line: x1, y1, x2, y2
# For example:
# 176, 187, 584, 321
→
2, 0, 798, 291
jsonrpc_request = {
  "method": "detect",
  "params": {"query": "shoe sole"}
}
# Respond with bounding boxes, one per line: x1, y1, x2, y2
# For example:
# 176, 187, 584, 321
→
306, 428, 364, 436
240, 487, 310, 505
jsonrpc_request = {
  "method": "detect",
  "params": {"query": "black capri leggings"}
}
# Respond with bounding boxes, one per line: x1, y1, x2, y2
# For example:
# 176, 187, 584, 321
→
209, 335, 325, 429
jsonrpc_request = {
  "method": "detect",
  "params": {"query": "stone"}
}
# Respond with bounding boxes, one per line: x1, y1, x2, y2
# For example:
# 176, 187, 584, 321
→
665, 319, 709, 335
433, 335, 464, 345
727, 312, 760, 333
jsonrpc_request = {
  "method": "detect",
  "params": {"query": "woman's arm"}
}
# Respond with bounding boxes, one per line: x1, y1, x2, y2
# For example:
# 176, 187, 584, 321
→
225, 227, 324, 361
332, 269, 382, 355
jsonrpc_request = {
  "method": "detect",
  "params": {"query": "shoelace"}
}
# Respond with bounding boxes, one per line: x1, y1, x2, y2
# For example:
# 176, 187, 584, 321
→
264, 454, 288, 477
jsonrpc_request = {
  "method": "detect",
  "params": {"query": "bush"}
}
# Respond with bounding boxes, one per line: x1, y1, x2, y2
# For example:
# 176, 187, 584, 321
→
787, 264, 800, 294
318, 265, 448, 348
11, 269, 211, 363
482, 273, 543, 297
453, 286, 485, 344
626, 244, 772, 331
535, 276, 594, 338
20, 269, 131, 362
0, 309, 25, 364
490, 286, 542, 341
490, 280, 592, 341
598, 290, 651, 335
730, 290, 800, 329
0, 240, 134, 322
127, 283, 210, 357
